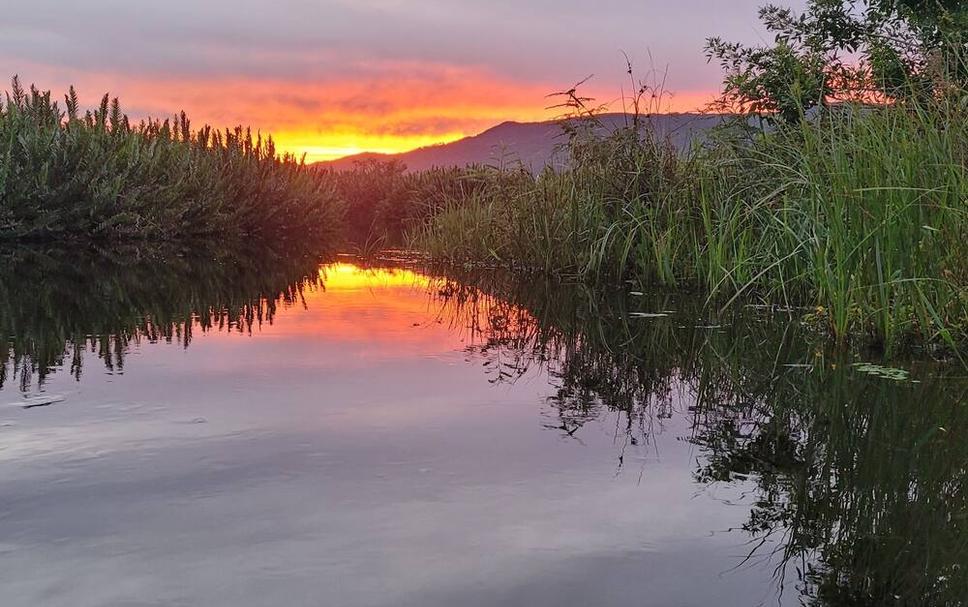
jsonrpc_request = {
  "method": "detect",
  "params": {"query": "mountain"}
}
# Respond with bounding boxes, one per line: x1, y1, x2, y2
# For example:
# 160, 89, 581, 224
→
315, 113, 734, 172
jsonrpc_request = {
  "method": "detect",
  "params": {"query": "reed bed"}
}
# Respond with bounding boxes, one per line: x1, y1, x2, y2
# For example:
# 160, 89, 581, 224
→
0, 78, 343, 245
408, 97, 968, 354
325, 159, 486, 248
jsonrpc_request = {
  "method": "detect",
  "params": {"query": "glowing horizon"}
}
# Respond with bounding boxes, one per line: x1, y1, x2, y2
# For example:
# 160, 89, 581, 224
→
270, 89, 720, 162
0, 1, 805, 163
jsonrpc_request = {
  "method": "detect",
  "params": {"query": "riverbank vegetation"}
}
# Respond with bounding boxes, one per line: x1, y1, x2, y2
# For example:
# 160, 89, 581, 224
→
400, 0, 968, 354
1, 0, 964, 356
408, 94, 966, 353
0, 78, 342, 245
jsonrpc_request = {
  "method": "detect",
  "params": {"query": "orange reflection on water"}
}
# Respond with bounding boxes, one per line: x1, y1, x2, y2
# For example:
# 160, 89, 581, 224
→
317, 262, 437, 292
306, 262, 538, 348
245, 262, 458, 359
203, 261, 539, 367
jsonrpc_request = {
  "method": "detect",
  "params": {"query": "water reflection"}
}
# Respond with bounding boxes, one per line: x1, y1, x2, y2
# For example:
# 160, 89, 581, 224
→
0, 245, 324, 390
0, 251, 964, 606
427, 266, 968, 606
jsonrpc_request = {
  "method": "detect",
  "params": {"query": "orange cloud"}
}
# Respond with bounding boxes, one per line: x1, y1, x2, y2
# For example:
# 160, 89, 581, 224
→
3, 60, 718, 162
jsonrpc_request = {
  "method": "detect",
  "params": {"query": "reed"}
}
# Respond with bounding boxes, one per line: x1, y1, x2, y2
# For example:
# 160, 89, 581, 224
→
408, 95, 968, 355
0, 78, 343, 246
324, 159, 488, 247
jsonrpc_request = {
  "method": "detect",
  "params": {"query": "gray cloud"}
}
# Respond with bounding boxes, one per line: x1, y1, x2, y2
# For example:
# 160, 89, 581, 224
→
0, 0, 805, 92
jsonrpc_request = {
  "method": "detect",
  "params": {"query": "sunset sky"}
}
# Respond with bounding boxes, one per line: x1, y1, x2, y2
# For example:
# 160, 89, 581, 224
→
0, 1, 804, 162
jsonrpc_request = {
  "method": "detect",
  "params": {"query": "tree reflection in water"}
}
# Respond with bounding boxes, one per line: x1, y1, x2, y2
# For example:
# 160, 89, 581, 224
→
428, 266, 967, 607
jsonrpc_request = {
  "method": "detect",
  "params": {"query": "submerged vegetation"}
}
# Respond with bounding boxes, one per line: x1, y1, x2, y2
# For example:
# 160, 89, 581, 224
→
0, 77, 342, 245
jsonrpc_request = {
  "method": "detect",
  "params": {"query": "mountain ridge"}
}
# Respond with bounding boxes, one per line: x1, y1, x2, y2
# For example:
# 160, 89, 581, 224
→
314, 112, 734, 172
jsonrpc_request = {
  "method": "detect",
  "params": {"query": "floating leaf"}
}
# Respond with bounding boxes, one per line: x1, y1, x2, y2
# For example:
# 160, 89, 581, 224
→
853, 363, 915, 382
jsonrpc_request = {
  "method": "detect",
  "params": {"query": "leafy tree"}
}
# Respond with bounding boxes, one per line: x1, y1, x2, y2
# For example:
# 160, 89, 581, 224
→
706, 0, 967, 122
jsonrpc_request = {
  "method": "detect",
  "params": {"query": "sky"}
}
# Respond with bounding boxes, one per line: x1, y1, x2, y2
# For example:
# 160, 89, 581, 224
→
0, 0, 805, 162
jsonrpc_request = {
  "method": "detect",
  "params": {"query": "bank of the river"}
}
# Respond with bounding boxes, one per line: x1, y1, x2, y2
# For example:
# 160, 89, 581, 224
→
4, 82, 965, 357
358, 100, 967, 357
0, 78, 342, 246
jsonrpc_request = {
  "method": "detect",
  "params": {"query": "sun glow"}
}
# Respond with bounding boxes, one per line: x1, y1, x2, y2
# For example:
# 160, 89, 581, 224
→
2, 63, 718, 165
271, 131, 471, 163
267, 90, 718, 163
318, 262, 437, 292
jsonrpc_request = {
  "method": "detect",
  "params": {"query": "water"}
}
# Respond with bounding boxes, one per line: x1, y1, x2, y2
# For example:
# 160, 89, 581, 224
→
0, 248, 964, 607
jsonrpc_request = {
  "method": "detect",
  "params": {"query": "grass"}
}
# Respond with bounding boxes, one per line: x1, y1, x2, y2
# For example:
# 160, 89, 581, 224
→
323, 158, 485, 246
1, 74, 963, 355
407, 95, 968, 355
0, 77, 343, 246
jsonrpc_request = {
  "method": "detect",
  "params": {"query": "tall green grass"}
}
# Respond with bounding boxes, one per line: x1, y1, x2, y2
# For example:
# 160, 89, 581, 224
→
728, 101, 967, 351
409, 97, 968, 354
0, 78, 343, 245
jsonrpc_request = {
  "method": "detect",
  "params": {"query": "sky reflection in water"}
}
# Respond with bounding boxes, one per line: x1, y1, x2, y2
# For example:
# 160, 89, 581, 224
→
0, 259, 963, 607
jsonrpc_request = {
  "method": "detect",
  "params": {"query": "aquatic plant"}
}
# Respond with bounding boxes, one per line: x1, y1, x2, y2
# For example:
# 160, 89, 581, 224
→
0, 78, 344, 245
406, 85, 967, 355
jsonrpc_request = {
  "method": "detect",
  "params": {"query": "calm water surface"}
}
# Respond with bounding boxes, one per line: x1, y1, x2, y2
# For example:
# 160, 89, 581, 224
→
0, 249, 964, 607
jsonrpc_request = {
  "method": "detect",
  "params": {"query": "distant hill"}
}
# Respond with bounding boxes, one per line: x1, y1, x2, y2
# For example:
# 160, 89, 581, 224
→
315, 113, 734, 172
